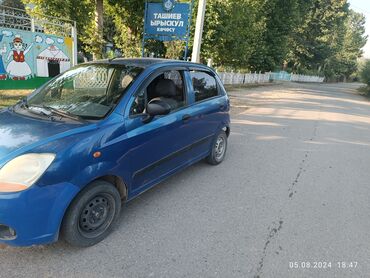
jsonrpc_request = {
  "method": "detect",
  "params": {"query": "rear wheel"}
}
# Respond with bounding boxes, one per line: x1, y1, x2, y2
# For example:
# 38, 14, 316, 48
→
207, 131, 228, 165
61, 180, 121, 247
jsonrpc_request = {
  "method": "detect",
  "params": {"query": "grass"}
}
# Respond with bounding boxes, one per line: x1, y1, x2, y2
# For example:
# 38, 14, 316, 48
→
0, 90, 32, 109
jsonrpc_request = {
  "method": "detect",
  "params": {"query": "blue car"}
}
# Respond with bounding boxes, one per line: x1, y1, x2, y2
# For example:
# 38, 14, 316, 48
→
0, 58, 230, 247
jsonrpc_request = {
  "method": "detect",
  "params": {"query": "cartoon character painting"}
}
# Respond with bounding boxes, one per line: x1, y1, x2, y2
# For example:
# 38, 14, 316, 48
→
0, 34, 7, 80
6, 35, 33, 80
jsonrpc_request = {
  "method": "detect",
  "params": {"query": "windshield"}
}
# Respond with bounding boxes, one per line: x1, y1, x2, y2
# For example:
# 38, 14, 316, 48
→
26, 64, 143, 120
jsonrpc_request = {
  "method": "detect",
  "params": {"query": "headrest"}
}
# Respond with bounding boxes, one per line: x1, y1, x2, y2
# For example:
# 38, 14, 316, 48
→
155, 79, 177, 97
121, 75, 133, 89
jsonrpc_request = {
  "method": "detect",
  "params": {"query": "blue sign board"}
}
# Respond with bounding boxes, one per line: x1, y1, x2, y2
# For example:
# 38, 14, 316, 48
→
144, 2, 191, 39
142, 0, 192, 59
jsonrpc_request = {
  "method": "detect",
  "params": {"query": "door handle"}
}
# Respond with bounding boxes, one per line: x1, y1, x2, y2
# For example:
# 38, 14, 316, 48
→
182, 114, 191, 122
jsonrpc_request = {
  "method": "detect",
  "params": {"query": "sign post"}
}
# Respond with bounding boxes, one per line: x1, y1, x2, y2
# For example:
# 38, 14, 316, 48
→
191, 0, 206, 63
143, 0, 192, 60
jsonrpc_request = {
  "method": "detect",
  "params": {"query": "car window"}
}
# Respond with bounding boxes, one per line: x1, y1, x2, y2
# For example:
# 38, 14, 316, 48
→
130, 70, 186, 116
190, 71, 219, 102
27, 64, 143, 119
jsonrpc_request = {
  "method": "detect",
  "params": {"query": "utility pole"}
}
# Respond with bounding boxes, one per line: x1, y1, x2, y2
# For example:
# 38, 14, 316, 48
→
191, 0, 206, 63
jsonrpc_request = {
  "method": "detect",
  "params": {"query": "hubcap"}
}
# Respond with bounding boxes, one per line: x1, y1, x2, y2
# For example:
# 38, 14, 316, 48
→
215, 136, 225, 160
78, 194, 115, 238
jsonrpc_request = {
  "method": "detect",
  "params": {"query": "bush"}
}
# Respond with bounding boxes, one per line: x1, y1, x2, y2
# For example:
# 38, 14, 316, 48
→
360, 60, 370, 87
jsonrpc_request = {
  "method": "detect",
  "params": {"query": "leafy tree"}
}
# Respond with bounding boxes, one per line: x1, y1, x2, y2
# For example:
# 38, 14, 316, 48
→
22, 0, 103, 58
331, 10, 367, 80
105, 0, 145, 57
360, 60, 370, 87
261, 0, 298, 71
194, 0, 266, 70
287, 0, 348, 74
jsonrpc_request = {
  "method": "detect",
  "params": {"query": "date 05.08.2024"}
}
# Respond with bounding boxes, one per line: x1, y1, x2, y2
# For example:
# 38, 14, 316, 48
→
289, 261, 358, 269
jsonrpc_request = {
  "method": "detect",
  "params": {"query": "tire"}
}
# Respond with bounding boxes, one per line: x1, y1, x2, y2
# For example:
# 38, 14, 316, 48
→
61, 180, 121, 247
207, 131, 228, 165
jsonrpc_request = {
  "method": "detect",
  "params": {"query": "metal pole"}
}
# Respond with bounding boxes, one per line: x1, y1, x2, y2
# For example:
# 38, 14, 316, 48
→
72, 21, 78, 66
191, 0, 206, 63
30, 18, 35, 32
142, 1, 148, 57
184, 0, 194, 61
184, 40, 189, 61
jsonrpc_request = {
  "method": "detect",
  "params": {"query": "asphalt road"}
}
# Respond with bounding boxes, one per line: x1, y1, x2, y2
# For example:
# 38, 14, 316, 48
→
1, 82, 370, 278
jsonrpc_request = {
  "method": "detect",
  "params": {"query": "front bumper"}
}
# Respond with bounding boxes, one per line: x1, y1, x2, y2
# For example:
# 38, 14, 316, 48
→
0, 182, 80, 246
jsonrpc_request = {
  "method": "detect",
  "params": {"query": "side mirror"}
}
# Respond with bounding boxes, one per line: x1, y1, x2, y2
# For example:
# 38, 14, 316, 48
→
142, 99, 171, 123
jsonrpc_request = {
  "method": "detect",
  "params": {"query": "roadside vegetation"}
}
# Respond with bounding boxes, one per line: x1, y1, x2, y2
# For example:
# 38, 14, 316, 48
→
358, 60, 370, 95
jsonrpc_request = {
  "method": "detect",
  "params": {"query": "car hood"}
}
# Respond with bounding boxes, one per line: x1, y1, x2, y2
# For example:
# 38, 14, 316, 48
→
0, 109, 92, 163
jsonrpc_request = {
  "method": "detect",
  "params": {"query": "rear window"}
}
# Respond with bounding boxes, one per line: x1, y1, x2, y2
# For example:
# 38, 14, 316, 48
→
190, 71, 219, 102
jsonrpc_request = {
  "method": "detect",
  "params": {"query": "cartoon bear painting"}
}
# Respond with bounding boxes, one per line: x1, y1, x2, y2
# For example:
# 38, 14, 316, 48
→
6, 35, 33, 80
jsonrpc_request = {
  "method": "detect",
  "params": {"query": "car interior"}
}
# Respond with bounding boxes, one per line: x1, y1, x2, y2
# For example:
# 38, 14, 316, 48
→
130, 70, 185, 116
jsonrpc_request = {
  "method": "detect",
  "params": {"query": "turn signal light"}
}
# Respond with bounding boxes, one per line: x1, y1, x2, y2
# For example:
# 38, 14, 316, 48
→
0, 182, 28, 193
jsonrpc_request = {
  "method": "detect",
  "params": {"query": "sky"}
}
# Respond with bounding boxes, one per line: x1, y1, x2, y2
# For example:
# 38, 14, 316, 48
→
349, 0, 370, 58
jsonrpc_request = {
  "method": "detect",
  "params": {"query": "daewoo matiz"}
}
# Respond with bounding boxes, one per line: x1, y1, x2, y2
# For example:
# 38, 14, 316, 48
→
0, 58, 230, 247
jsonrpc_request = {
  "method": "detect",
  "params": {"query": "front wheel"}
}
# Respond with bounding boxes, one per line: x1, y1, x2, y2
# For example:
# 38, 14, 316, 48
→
207, 131, 228, 165
61, 180, 121, 247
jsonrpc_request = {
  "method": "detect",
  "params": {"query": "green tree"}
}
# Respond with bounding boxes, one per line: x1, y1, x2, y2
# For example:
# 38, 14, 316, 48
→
105, 0, 144, 57
330, 10, 367, 80
22, 0, 104, 59
195, 0, 266, 70
261, 0, 298, 71
288, 0, 348, 74
360, 60, 370, 92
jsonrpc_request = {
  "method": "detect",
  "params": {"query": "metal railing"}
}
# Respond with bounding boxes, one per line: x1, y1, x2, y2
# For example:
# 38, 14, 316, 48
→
218, 71, 271, 85
290, 73, 325, 83
0, 5, 75, 37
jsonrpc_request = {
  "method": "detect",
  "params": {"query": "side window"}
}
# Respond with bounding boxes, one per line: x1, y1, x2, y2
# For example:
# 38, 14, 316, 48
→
130, 90, 146, 115
190, 71, 219, 102
130, 70, 186, 116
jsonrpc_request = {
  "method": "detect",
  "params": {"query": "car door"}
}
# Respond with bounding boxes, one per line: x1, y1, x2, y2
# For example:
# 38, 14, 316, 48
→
123, 68, 198, 194
183, 69, 228, 156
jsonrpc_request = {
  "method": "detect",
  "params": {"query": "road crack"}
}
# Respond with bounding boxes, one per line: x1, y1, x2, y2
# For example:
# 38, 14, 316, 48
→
253, 113, 320, 277
288, 152, 308, 199
253, 219, 284, 278
288, 118, 319, 199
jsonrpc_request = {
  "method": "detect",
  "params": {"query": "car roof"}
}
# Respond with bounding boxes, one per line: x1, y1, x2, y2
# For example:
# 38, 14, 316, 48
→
92, 58, 212, 71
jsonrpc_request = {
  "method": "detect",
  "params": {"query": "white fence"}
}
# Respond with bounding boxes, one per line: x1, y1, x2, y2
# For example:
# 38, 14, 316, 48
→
290, 74, 325, 83
217, 71, 325, 85
218, 72, 270, 85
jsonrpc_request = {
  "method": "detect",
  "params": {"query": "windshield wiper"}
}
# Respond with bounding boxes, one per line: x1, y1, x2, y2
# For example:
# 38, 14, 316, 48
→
26, 105, 53, 118
42, 105, 88, 123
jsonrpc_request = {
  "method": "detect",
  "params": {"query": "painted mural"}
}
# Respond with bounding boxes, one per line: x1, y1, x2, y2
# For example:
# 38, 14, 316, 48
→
0, 28, 73, 89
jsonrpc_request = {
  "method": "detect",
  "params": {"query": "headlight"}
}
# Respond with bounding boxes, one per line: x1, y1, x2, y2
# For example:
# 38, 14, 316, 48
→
0, 153, 55, 193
